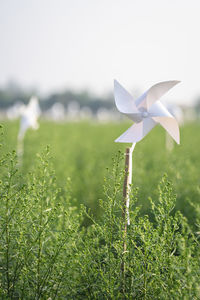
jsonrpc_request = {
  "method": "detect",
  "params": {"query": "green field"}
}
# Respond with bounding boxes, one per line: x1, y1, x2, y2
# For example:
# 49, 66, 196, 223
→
2, 120, 200, 223
0, 120, 199, 299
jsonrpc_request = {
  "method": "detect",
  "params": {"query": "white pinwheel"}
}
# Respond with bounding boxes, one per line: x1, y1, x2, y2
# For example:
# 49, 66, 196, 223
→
114, 80, 180, 144
17, 96, 41, 165
114, 79, 181, 227
18, 96, 41, 140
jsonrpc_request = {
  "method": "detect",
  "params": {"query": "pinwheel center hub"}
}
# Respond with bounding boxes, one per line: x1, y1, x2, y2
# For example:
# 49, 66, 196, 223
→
142, 111, 148, 118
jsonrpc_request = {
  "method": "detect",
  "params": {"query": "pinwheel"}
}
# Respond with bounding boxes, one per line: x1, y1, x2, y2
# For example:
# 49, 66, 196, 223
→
17, 96, 41, 164
114, 79, 180, 144
18, 96, 40, 140
164, 103, 183, 151
113, 79, 181, 226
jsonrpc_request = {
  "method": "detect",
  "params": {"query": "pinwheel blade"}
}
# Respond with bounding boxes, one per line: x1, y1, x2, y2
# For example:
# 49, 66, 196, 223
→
153, 116, 180, 144
115, 118, 156, 143
114, 80, 139, 114
149, 101, 173, 118
137, 81, 180, 110
28, 96, 41, 118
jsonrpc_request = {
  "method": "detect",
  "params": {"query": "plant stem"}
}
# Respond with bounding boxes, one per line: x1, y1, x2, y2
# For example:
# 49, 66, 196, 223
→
5, 170, 13, 297
36, 194, 44, 298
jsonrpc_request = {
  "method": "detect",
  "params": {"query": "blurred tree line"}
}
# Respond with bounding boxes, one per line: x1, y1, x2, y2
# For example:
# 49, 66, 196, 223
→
194, 96, 200, 116
0, 80, 114, 113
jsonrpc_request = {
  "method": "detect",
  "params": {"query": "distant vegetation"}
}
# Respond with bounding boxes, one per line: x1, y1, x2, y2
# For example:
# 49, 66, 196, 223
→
1, 80, 200, 123
0, 80, 114, 113
2, 120, 200, 225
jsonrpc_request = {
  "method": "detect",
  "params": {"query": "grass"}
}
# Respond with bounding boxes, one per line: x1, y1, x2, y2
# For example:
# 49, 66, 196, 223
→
1, 120, 200, 224
0, 120, 199, 298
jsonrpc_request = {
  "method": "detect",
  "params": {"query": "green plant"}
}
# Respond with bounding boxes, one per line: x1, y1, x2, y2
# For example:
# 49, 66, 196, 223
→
71, 157, 200, 299
0, 144, 81, 299
0, 123, 199, 299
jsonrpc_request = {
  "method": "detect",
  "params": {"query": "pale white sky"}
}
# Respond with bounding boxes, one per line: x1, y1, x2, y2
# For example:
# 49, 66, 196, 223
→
0, 0, 200, 104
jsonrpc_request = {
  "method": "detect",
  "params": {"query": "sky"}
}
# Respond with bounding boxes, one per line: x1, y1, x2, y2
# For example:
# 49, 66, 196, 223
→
0, 0, 200, 104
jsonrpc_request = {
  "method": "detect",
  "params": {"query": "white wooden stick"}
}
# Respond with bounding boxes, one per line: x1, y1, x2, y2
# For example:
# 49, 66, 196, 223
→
17, 135, 24, 167
126, 143, 136, 225
122, 142, 136, 279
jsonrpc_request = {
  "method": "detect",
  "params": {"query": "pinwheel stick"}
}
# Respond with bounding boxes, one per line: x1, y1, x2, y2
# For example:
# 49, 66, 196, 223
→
122, 143, 136, 227
121, 143, 135, 279
17, 135, 24, 166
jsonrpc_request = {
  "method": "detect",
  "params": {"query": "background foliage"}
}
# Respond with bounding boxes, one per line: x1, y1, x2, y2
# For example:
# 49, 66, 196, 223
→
0, 121, 199, 299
